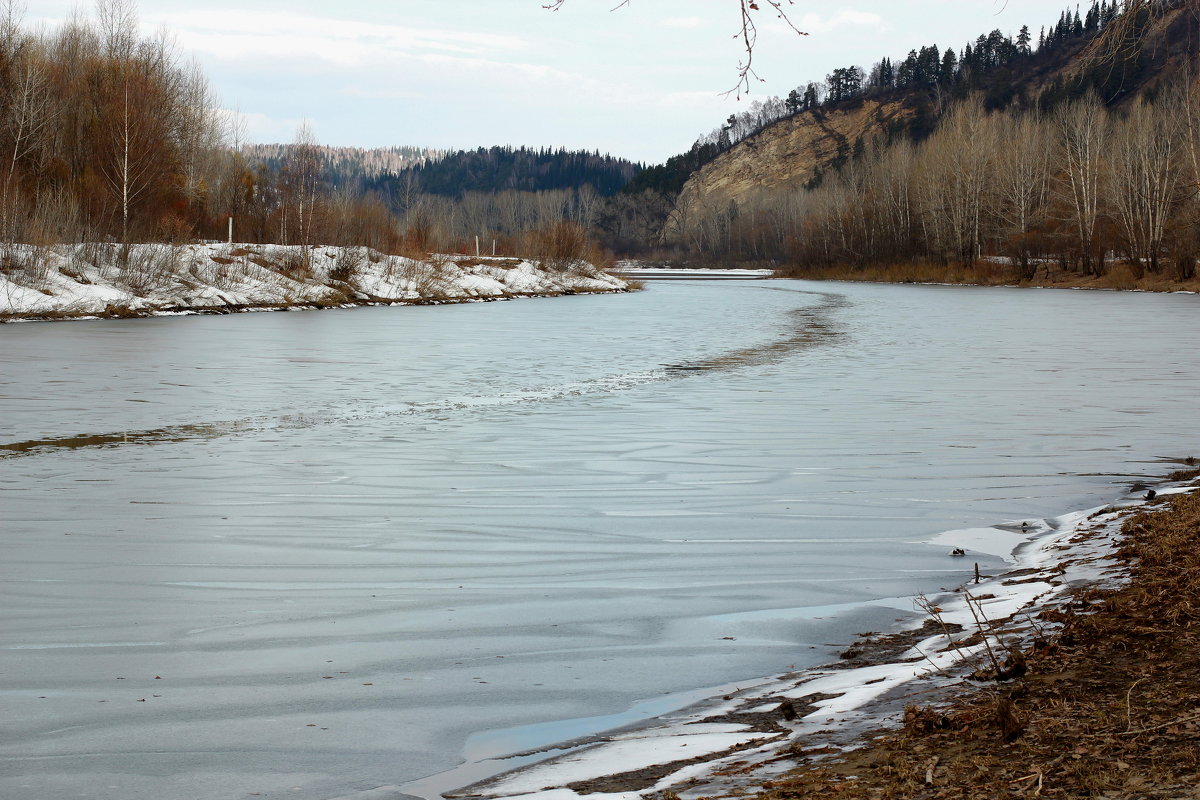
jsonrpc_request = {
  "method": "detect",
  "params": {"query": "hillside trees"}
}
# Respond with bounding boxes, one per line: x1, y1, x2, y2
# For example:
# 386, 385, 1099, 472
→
666, 70, 1200, 281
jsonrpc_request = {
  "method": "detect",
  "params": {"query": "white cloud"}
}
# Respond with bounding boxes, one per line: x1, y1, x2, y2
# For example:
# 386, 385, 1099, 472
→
143, 9, 527, 65
795, 10, 885, 35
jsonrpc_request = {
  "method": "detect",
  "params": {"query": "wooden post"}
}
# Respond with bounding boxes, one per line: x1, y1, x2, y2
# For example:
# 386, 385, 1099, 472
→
228, 216, 233, 245
475, 235, 480, 257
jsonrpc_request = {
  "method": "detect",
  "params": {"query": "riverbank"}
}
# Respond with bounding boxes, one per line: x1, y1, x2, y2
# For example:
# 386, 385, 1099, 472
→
436, 467, 1200, 800
777, 259, 1200, 293
0, 243, 629, 321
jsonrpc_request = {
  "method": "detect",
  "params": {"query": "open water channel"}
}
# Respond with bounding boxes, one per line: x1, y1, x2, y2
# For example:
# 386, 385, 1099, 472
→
2, 279, 1198, 800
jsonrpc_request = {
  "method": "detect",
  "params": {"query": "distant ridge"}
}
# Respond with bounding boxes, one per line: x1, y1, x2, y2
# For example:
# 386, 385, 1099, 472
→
240, 144, 445, 189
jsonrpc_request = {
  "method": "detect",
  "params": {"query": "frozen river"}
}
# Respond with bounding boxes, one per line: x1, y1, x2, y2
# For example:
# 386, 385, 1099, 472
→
2, 280, 1198, 800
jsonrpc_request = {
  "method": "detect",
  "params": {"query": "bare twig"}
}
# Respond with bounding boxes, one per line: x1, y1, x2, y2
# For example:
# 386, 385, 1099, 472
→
912, 643, 952, 677
543, 0, 808, 96
963, 590, 1004, 675
915, 593, 965, 656
1125, 676, 1147, 731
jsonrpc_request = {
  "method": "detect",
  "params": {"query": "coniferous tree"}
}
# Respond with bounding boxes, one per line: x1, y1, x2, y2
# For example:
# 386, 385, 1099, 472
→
941, 48, 959, 83
785, 88, 802, 114
1017, 25, 1032, 54
802, 83, 820, 110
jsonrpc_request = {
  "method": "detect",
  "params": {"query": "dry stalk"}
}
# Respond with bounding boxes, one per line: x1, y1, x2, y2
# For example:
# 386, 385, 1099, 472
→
1125, 676, 1147, 731
911, 643, 952, 678
915, 593, 965, 656
962, 590, 1004, 675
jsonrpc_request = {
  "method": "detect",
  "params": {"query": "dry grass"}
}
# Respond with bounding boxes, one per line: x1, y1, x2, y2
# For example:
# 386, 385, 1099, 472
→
455, 257, 523, 269
744, 489, 1200, 800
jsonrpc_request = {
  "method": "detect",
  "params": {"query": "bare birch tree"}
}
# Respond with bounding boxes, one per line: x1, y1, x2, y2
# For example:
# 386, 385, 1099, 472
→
0, 36, 55, 244
993, 112, 1052, 274
1109, 98, 1182, 272
1054, 94, 1111, 275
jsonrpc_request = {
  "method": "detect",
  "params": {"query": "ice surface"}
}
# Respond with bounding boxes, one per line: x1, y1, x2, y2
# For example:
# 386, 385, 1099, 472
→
2, 280, 1198, 800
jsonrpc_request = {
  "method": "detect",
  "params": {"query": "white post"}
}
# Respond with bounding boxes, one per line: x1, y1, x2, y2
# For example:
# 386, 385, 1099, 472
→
475, 235, 480, 257
228, 216, 233, 245
492, 239, 496, 256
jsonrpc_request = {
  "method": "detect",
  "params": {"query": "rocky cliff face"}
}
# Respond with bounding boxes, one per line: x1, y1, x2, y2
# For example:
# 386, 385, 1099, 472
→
693, 100, 903, 198
664, 98, 912, 241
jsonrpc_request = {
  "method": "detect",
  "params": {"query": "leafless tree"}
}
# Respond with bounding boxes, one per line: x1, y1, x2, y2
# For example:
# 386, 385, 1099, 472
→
280, 121, 322, 247
0, 36, 55, 243
1109, 97, 1182, 272
1054, 94, 1111, 275
993, 112, 1051, 272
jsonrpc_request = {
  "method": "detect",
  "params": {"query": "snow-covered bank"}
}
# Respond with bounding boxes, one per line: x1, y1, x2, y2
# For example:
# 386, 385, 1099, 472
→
424, 476, 1199, 800
0, 243, 629, 320
614, 261, 775, 281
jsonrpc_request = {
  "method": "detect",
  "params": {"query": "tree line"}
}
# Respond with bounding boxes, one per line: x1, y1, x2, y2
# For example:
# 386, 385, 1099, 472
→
369, 146, 639, 199
0, 0, 223, 247
668, 79, 1200, 283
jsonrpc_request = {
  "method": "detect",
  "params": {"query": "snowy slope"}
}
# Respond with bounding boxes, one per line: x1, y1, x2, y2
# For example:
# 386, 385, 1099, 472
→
0, 244, 628, 319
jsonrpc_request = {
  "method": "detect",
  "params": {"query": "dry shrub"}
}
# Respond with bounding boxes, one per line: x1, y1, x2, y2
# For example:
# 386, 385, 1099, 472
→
157, 213, 195, 245
1098, 261, 1141, 290
522, 221, 611, 274
409, 255, 451, 298
276, 246, 312, 280
330, 247, 364, 283
122, 244, 179, 292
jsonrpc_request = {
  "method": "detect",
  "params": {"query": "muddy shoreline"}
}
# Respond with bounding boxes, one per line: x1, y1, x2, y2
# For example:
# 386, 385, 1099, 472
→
431, 467, 1199, 800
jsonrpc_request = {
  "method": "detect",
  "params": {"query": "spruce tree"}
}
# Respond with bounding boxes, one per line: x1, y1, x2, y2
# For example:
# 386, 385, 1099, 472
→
941, 48, 958, 83
879, 57, 895, 88
786, 88, 802, 114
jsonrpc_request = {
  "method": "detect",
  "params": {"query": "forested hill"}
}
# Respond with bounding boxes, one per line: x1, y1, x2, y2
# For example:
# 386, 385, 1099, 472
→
636, 0, 1196, 202
661, 0, 1200, 286
366, 146, 640, 199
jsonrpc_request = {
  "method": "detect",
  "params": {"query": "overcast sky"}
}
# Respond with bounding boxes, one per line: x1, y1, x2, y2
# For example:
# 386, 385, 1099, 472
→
38, 1, 1064, 163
